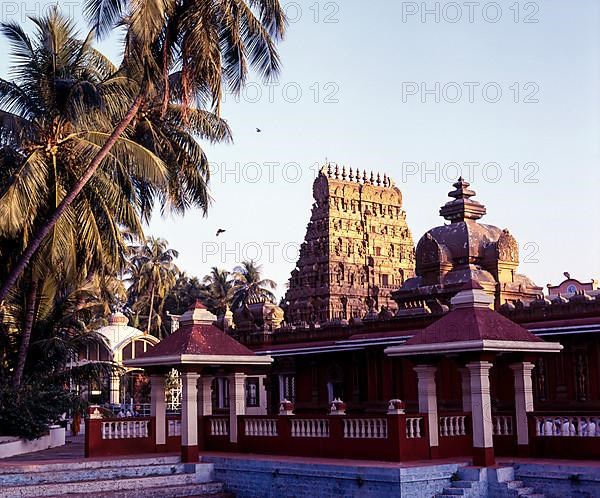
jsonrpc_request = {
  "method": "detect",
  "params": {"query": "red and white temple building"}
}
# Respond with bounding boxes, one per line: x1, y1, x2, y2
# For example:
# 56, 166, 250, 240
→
85, 177, 600, 472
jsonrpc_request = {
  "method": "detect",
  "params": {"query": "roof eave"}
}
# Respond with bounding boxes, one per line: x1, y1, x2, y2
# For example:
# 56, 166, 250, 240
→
385, 339, 563, 356
124, 353, 273, 368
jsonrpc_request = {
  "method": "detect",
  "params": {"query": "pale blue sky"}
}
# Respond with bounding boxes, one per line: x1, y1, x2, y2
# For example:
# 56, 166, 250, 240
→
1, 0, 599, 298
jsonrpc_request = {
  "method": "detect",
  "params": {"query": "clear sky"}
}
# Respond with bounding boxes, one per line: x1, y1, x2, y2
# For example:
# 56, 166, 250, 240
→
1, 0, 599, 299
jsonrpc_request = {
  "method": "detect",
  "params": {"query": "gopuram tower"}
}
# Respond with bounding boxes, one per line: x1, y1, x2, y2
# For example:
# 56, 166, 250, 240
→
284, 164, 415, 324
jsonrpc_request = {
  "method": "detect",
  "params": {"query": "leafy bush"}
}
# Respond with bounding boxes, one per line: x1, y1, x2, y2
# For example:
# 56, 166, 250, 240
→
0, 380, 76, 440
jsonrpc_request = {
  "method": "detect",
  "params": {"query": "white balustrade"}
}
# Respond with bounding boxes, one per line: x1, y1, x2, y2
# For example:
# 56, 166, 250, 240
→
534, 415, 600, 437
244, 418, 279, 437
210, 417, 229, 436
492, 416, 513, 436
439, 416, 467, 437
405, 417, 423, 439
168, 419, 181, 437
101, 420, 149, 439
343, 418, 388, 439
291, 419, 330, 438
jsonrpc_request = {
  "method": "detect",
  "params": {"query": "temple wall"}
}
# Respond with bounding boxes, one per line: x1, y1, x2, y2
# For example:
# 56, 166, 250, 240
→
203, 455, 463, 498
513, 462, 600, 498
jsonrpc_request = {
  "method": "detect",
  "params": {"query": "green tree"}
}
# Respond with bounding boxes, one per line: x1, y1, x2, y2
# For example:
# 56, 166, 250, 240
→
0, 10, 163, 385
232, 260, 276, 309
161, 272, 205, 316
1, 268, 119, 433
128, 237, 179, 336
201, 267, 234, 316
0, 0, 286, 303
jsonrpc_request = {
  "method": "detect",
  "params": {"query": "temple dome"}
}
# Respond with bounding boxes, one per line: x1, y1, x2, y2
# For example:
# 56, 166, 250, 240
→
96, 311, 157, 353
233, 300, 285, 332
393, 178, 542, 310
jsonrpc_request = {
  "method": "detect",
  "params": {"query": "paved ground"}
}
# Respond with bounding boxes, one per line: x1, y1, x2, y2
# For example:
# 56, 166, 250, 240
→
1, 436, 85, 463
3, 437, 600, 471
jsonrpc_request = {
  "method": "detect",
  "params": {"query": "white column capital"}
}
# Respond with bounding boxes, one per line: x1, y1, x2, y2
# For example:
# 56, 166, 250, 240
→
509, 361, 536, 374
413, 364, 438, 377
466, 360, 494, 373
181, 371, 201, 381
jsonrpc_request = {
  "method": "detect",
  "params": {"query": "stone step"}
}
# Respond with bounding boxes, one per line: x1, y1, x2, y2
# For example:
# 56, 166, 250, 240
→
523, 494, 544, 498
441, 488, 466, 495
493, 466, 516, 483
516, 487, 534, 495
0, 463, 212, 486
505, 480, 524, 489
0, 472, 212, 498
451, 480, 474, 489
0, 455, 181, 475
42, 482, 228, 498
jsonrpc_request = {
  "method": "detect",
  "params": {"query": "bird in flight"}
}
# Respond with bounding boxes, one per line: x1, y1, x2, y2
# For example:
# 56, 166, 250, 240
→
256, 128, 262, 132
216, 229, 226, 237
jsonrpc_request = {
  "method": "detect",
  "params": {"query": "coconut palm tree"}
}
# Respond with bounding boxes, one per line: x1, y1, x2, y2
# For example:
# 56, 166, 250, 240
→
232, 260, 276, 309
0, 0, 286, 303
201, 267, 234, 316
161, 272, 205, 316
128, 237, 179, 336
0, 10, 167, 385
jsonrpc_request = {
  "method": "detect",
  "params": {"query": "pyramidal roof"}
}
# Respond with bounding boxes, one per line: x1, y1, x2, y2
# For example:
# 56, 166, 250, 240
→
386, 282, 562, 355
124, 300, 272, 368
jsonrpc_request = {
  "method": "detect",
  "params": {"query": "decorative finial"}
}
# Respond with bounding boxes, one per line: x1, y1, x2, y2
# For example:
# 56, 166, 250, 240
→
439, 177, 486, 223
369, 171, 375, 184
448, 177, 476, 200
334, 163, 339, 179
383, 173, 388, 187
376, 172, 381, 186
363, 170, 367, 183
348, 167, 354, 181
342, 165, 347, 180
327, 163, 332, 177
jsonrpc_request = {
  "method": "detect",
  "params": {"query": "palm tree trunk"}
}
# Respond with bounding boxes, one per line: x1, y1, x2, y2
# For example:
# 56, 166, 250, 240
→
13, 279, 38, 387
146, 284, 155, 335
0, 93, 145, 306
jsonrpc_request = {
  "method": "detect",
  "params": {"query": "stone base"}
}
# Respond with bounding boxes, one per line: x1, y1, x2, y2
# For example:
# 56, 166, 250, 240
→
181, 445, 199, 463
472, 446, 494, 467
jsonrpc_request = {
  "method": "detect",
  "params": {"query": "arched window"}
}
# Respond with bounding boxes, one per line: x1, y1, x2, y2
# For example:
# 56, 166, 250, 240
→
121, 338, 155, 361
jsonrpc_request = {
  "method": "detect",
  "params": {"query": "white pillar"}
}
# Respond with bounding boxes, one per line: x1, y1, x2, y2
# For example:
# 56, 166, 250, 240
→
110, 374, 120, 405
458, 368, 472, 412
414, 365, 439, 451
259, 375, 268, 415
228, 372, 246, 444
510, 361, 535, 448
150, 374, 166, 449
181, 371, 200, 461
466, 360, 494, 466
199, 376, 214, 416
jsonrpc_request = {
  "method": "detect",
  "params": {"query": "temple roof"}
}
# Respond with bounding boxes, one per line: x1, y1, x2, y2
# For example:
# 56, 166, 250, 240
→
124, 300, 272, 368
385, 284, 563, 355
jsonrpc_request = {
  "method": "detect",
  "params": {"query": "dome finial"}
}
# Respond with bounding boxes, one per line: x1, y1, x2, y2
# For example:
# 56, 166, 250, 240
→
448, 177, 476, 200
439, 178, 486, 223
